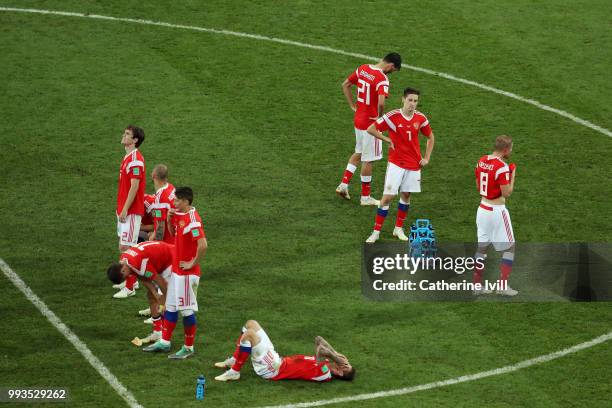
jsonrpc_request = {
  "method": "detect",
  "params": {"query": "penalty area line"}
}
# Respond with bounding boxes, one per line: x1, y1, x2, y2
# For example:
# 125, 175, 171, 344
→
0, 6, 611, 138
258, 330, 612, 408
0, 258, 144, 408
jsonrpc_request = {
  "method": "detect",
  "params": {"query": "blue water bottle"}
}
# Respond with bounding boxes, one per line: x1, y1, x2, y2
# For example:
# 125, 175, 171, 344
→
196, 374, 206, 400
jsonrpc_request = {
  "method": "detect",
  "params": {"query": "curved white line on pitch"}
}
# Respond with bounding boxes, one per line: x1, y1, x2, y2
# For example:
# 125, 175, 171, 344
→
1, 6, 611, 138
259, 330, 612, 408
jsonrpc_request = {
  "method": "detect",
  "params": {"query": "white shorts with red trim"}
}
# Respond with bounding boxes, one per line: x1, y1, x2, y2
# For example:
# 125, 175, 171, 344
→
165, 272, 199, 312
476, 202, 515, 251
117, 214, 142, 247
251, 328, 282, 379
354, 128, 383, 162
383, 162, 421, 195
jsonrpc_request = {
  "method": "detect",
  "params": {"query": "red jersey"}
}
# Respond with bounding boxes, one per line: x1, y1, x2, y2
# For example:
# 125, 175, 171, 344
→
142, 194, 155, 226
172, 207, 206, 276
150, 183, 176, 244
117, 149, 145, 216
271, 355, 332, 382
120, 241, 174, 279
375, 110, 432, 170
347, 64, 389, 130
475, 155, 511, 200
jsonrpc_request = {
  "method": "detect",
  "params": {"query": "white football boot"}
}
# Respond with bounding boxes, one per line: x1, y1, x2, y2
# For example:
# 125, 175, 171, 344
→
360, 196, 380, 206
392, 227, 409, 241
112, 281, 126, 289
335, 184, 351, 200
214, 356, 236, 369
143, 317, 153, 324
496, 285, 519, 296
215, 369, 240, 382
113, 287, 135, 299
138, 307, 151, 317
365, 231, 380, 244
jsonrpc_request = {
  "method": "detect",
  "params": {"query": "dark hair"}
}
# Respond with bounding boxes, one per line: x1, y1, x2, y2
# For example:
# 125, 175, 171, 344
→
403, 87, 420, 97
107, 263, 125, 284
336, 367, 356, 381
126, 125, 145, 148
175, 186, 194, 205
383, 52, 402, 70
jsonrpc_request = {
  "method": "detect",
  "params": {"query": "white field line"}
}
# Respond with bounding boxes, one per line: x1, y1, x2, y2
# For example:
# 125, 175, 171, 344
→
1, 6, 611, 139
0, 258, 144, 408
2, 6, 611, 407
259, 330, 612, 408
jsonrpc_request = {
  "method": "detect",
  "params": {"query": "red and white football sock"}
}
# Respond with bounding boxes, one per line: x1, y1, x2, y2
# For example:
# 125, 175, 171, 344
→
341, 163, 357, 186
125, 273, 137, 291
231, 336, 252, 372
500, 252, 514, 282
361, 175, 372, 197
152, 315, 163, 334
395, 199, 410, 228
374, 205, 389, 231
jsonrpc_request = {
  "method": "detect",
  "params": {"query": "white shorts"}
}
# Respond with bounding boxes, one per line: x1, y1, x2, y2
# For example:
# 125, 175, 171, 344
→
251, 328, 282, 379
383, 162, 421, 195
476, 203, 515, 251
354, 128, 383, 162
165, 273, 199, 312
117, 214, 142, 247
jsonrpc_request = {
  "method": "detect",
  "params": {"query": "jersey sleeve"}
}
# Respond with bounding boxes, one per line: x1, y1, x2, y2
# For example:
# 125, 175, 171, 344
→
375, 77, 389, 97
126, 160, 144, 179
495, 165, 511, 185
420, 117, 432, 137
375, 112, 396, 132
347, 68, 359, 84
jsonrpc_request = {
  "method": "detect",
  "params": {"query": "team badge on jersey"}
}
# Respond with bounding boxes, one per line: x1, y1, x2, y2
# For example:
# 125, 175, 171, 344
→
413, 123, 419, 129
179, 220, 186, 228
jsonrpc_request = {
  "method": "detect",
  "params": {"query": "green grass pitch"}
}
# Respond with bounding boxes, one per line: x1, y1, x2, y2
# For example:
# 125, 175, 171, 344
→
1, 1, 611, 407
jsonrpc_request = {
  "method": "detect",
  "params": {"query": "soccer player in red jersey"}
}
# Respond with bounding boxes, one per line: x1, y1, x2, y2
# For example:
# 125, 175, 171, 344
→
336, 53, 402, 206
106, 240, 174, 340
473, 135, 518, 296
214, 320, 355, 383
143, 187, 207, 359
116, 125, 146, 252
149, 164, 176, 244
364, 87, 435, 243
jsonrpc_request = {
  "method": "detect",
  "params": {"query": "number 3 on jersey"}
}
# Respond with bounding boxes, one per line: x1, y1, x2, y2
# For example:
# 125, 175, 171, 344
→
479, 172, 489, 196
357, 79, 371, 105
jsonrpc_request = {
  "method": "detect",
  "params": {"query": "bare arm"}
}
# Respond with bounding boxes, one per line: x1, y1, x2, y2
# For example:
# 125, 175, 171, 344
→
342, 79, 356, 112
500, 167, 516, 198
153, 220, 165, 241
377, 94, 386, 118
119, 178, 140, 221
367, 123, 392, 145
420, 132, 435, 166
166, 209, 175, 236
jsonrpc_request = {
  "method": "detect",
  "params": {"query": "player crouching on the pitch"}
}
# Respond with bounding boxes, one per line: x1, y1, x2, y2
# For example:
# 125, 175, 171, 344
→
365, 87, 435, 243
143, 187, 207, 359
214, 320, 355, 383
107, 240, 173, 342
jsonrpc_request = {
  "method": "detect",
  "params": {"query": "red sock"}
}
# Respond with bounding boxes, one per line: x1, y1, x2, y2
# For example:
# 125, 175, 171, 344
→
184, 325, 197, 347
125, 273, 137, 290
231, 338, 252, 372
500, 259, 513, 281
374, 207, 389, 231
395, 201, 409, 228
152, 315, 163, 333
162, 318, 177, 342
361, 175, 372, 197
342, 169, 355, 185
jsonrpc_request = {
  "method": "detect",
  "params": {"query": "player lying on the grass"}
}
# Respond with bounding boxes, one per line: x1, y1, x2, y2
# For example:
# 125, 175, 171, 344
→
214, 320, 355, 382
143, 187, 207, 359
365, 87, 435, 243
107, 240, 173, 340
473, 135, 518, 296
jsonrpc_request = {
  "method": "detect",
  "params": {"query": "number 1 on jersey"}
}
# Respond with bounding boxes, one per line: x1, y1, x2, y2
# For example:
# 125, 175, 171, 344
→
357, 79, 371, 105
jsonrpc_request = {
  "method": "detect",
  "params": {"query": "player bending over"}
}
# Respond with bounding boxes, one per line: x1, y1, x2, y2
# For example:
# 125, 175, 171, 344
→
365, 87, 435, 243
214, 320, 355, 382
336, 52, 402, 206
106, 240, 173, 340
473, 135, 518, 296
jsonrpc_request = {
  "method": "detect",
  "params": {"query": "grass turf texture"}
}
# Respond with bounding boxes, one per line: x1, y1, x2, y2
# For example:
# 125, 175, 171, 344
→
1, 0, 611, 407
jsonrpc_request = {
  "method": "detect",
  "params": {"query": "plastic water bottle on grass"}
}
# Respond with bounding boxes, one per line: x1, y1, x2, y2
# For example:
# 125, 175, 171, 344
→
196, 374, 206, 400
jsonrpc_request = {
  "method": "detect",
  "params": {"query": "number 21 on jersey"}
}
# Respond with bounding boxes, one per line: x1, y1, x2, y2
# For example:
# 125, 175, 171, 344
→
357, 79, 371, 105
